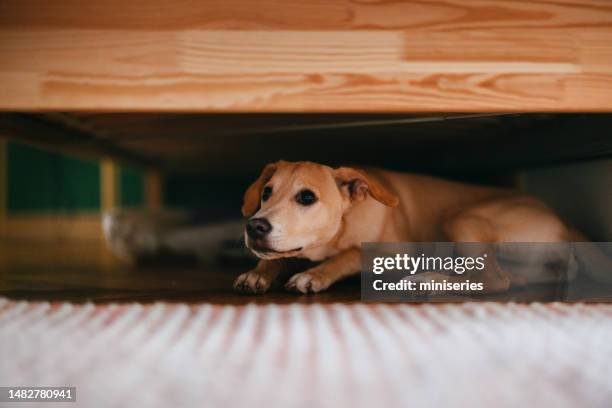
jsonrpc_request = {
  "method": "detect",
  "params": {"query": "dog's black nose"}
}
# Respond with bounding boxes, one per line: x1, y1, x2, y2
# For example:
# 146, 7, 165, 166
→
246, 218, 272, 239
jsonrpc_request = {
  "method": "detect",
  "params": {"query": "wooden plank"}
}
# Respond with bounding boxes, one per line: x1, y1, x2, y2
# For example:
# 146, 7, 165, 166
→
0, 1, 612, 111
0, 0, 351, 30
1, 0, 611, 31
101, 159, 119, 212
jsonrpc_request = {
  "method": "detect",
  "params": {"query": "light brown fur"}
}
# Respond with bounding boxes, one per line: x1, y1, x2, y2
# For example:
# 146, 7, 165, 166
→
233, 161, 578, 294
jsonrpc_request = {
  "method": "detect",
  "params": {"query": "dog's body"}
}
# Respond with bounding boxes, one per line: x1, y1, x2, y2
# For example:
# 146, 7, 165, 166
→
234, 161, 585, 294
104, 161, 608, 295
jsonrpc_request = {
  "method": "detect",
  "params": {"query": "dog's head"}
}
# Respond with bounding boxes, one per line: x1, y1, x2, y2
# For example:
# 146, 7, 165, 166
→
242, 161, 399, 259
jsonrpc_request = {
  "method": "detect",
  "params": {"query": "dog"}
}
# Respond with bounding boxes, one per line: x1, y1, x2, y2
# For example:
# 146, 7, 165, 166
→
103, 160, 610, 295
233, 160, 610, 294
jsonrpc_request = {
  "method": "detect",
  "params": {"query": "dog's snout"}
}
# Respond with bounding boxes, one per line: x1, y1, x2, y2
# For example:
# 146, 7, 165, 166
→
246, 218, 272, 239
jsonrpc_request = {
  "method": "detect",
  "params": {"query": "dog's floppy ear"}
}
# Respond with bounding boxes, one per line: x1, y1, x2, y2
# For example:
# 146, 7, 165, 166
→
334, 167, 399, 207
242, 163, 278, 217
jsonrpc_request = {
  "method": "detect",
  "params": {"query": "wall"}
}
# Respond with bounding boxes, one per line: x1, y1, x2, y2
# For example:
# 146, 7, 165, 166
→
0, 140, 148, 241
521, 158, 612, 241
7, 142, 101, 213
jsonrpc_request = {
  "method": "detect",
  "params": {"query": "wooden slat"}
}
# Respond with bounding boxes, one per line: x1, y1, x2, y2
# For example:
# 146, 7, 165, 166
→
101, 158, 119, 212
0, 0, 351, 30
0, 1, 611, 111
1, 0, 611, 31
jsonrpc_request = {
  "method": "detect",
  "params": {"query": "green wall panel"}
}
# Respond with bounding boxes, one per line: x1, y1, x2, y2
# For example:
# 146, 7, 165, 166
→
7, 142, 100, 213
163, 172, 247, 221
119, 166, 144, 208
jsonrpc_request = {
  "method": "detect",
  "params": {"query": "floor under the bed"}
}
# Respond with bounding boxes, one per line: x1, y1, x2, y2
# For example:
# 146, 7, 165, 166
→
2, 240, 611, 304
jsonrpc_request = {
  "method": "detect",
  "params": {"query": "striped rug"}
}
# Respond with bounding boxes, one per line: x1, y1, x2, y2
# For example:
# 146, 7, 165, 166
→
1, 298, 612, 408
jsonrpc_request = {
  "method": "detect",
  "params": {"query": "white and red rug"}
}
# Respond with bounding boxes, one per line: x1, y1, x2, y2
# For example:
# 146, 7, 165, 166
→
1, 298, 611, 407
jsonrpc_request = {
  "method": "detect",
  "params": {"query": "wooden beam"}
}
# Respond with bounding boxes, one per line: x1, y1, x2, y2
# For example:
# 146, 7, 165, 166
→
0, 1, 612, 112
101, 158, 119, 212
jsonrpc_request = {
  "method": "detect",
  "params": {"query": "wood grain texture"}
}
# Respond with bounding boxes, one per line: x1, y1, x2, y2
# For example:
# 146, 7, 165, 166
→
1, 1, 612, 111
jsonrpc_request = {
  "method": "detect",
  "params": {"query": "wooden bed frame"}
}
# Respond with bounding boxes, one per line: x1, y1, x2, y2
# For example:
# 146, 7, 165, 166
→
1, 0, 612, 113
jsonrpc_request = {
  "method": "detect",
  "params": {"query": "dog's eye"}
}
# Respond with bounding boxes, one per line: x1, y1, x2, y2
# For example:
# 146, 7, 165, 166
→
296, 189, 317, 206
262, 186, 272, 202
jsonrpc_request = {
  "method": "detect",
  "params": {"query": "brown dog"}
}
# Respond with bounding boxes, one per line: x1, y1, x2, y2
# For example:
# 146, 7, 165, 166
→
233, 160, 589, 294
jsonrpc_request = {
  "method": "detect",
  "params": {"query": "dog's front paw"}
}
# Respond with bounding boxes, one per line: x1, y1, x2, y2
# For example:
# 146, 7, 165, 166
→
285, 270, 330, 294
233, 271, 273, 294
